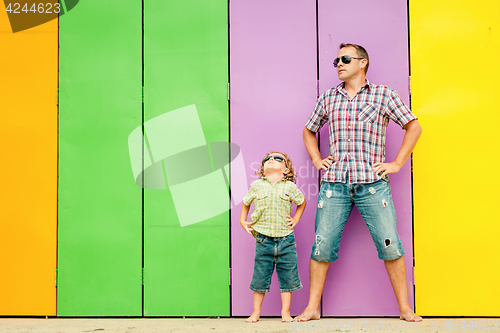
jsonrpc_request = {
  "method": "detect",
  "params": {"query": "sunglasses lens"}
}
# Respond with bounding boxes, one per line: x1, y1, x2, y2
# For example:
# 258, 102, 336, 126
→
262, 155, 285, 164
334, 56, 353, 67
342, 55, 352, 64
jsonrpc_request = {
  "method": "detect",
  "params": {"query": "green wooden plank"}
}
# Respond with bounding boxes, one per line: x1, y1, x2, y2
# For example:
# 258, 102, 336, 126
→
143, 0, 229, 316
58, 0, 143, 316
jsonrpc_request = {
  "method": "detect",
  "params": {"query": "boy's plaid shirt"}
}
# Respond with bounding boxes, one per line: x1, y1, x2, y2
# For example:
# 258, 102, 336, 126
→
243, 177, 305, 237
305, 80, 417, 184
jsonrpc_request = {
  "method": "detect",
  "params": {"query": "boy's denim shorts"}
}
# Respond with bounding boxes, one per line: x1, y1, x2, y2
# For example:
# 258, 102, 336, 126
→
250, 232, 302, 293
311, 177, 405, 262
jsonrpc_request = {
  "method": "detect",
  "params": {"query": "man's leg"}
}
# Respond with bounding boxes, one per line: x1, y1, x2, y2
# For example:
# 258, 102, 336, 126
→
354, 179, 421, 322
296, 181, 352, 321
295, 259, 330, 321
385, 257, 422, 322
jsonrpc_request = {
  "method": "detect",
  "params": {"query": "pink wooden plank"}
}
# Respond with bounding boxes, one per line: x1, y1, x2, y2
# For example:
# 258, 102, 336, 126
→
230, 0, 317, 316
318, 0, 414, 316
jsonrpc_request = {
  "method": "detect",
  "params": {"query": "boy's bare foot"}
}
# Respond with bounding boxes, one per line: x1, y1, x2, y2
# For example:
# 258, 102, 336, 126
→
400, 309, 422, 322
295, 308, 321, 322
246, 311, 260, 323
281, 310, 293, 322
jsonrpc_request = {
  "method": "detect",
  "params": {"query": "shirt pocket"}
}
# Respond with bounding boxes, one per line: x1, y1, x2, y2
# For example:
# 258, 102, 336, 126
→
279, 193, 292, 216
358, 103, 380, 124
256, 192, 268, 204
280, 193, 291, 201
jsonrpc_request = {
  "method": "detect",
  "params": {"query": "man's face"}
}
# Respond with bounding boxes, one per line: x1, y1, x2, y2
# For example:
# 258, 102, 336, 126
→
336, 46, 365, 81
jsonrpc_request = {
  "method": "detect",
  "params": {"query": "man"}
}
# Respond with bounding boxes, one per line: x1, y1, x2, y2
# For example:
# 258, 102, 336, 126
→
297, 43, 422, 322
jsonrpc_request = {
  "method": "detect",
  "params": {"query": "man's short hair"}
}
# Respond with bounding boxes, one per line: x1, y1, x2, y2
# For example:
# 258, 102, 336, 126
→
339, 43, 369, 74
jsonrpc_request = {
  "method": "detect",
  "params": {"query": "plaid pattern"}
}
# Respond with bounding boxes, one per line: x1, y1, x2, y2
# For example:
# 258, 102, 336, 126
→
243, 178, 305, 237
305, 80, 417, 184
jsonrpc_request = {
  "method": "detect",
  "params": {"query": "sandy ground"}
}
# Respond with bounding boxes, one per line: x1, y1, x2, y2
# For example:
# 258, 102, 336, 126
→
0, 318, 499, 333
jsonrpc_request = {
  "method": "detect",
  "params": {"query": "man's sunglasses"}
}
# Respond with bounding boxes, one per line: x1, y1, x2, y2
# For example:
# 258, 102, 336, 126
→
333, 55, 364, 67
262, 155, 286, 164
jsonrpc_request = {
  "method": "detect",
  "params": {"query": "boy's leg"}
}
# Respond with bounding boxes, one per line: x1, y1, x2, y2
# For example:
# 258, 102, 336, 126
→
296, 181, 352, 322
275, 233, 302, 322
246, 292, 265, 323
280, 292, 292, 322
353, 179, 421, 322
248, 233, 273, 323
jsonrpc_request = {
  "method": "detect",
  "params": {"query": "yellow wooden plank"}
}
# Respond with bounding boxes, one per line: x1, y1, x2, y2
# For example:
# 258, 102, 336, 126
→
411, 0, 500, 316
0, 6, 57, 315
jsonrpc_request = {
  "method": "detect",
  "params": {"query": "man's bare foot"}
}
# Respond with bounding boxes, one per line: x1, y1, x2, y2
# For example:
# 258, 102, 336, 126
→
400, 309, 422, 322
246, 311, 260, 323
295, 308, 321, 322
281, 310, 293, 322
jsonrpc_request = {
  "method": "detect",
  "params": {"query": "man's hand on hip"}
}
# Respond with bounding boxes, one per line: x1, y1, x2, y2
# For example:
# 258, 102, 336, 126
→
313, 156, 333, 171
372, 161, 402, 178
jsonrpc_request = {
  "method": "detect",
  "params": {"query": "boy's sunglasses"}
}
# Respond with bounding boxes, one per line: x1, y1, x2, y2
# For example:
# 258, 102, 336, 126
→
333, 55, 364, 67
262, 155, 286, 164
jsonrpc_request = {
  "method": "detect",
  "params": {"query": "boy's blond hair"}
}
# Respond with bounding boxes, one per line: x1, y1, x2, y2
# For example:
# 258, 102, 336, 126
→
256, 151, 297, 183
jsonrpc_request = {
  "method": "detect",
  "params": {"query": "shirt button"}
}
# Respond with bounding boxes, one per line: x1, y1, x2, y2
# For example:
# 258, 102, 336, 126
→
348, 139, 351, 142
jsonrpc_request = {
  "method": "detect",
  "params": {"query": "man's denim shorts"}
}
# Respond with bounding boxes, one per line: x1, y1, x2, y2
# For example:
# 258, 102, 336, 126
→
311, 177, 405, 262
250, 232, 302, 293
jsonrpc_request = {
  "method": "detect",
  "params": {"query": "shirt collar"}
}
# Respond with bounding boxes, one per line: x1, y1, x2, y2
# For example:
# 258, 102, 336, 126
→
262, 176, 286, 184
335, 79, 371, 96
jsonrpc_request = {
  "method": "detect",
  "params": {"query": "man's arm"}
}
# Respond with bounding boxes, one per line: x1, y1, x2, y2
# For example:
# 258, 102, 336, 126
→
373, 119, 422, 178
303, 127, 333, 171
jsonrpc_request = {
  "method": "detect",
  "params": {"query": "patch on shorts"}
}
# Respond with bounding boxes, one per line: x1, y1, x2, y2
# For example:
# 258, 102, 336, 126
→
325, 190, 332, 198
318, 200, 323, 209
369, 187, 376, 194
314, 235, 322, 255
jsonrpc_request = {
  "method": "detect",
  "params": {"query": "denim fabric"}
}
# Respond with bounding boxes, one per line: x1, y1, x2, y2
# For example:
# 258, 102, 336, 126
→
250, 232, 302, 293
311, 177, 405, 262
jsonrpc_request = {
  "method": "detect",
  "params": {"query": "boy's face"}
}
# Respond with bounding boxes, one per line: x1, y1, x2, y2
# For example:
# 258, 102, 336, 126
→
262, 153, 289, 176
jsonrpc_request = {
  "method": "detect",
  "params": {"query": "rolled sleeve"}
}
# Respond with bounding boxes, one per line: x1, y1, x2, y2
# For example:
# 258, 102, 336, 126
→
386, 90, 417, 128
289, 183, 305, 206
305, 96, 329, 133
243, 183, 257, 206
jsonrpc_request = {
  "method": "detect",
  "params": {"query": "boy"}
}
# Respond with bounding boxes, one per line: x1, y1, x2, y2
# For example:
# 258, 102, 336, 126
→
240, 151, 307, 322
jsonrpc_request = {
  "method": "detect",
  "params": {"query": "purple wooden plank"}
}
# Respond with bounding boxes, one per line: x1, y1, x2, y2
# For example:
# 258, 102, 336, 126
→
230, 0, 317, 316
318, 0, 414, 316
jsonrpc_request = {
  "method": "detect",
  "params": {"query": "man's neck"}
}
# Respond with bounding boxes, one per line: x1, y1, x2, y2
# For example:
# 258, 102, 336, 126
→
343, 75, 367, 99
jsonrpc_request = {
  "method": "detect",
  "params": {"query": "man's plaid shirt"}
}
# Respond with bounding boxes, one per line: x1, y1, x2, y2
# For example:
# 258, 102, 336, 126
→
305, 80, 417, 184
243, 177, 305, 237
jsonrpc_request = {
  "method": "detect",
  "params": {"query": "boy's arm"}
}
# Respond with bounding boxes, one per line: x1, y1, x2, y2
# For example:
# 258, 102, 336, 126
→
285, 198, 307, 229
240, 203, 254, 236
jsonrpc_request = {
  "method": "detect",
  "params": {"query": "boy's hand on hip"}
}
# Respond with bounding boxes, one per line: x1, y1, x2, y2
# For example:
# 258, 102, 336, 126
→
240, 220, 254, 235
372, 161, 402, 178
286, 215, 299, 229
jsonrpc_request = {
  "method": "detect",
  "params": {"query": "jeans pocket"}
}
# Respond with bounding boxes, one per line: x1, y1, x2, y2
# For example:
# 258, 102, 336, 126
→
256, 233, 266, 245
283, 232, 296, 245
